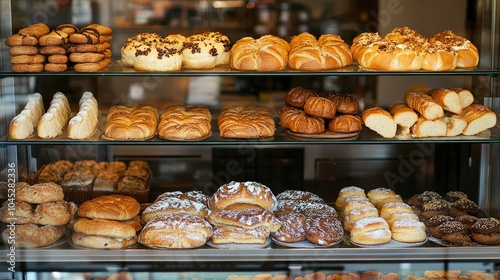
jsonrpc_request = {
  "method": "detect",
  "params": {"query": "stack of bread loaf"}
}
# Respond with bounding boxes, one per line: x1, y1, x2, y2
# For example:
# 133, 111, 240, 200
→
5, 23, 50, 72
409, 190, 500, 246
279, 86, 361, 135
336, 186, 425, 245
38, 24, 79, 72
362, 85, 497, 138
67, 24, 113, 72
203, 181, 281, 245
121, 31, 230, 71
72, 195, 141, 249
9, 91, 99, 140
138, 190, 212, 248
36, 160, 151, 203
218, 106, 276, 138
351, 27, 479, 71
0, 182, 77, 248
272, 190, 344, 246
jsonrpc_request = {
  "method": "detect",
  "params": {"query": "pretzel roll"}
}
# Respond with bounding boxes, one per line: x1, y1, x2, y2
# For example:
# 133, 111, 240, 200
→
350, 217, 391, 245
288, 32, 352, 70
209, 181, 277, 211
16, 182, 64, 204
230, 35, 289, 71
207, 208, 282, 232
280, 108, 325, 134
78, 195, 140, 221
138, 212, 212, 249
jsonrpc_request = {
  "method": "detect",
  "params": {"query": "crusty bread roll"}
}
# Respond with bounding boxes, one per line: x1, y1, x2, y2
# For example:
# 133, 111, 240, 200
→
33, 201, 77, 226
328, 115, 363, 133
218, 106, 275, 138
211, 225, 269, 244
78, 195, 140, 221
272, 212, 307, 243
71, 232, 137, 249
182, 32, 231, 69
158, 105, 211, 140
16, 182, 64, 204
432, 30, 479, 68
443, 114, 467, 136
304, 97, 336, 119
37, 92, 71, 138
138, 212, 212, 248
452, 88, 475, 109
207, 208, 282, 232
9, 93, 45, 139
288, 32, 352, 70
390, 218, 427, 243
209, 181, 277, 211
404, 91, 444, 120
104, 104, 159, 140
429, 88, 462, 114
68, 91, 99, 139
350, 216, 391, 245
411, 116, 447, 138
362, 107, 397, 138
461, 104, 497, 136
2, 224, 66, 248
284, 86, 319, 108
141, 197, 209, 223
230, 35, 289, 71
389, 103, 418, 129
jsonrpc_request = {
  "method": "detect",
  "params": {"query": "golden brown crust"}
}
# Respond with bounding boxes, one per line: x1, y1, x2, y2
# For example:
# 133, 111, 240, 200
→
272, 212, 307, 242
78, 195, 140, 221
429, 88, 462, 114
350, 217, 392, 245
74, 58, 111, 72
461, 104, 497, 136
304, 97, 336, 119
328, 115, 363, 133
2, 224, 66, 248
73, 218, 136, 239
104, 104, 159, 140
16, 182, 64, 204
285, 87, 319, 108
306, 215, 344, 245
404, 91, 444, 120
47, 54, 69, 64
10, 54, 45, 64
230, 35, 289, 71
280, 109, 325, 134
5, 23, 50, 46
44, 63, 68, 72
158, 105, 212, 140
389, 103, 418, 128
209, 181, 277, 211
11, 63, 44, 72
218, 106, 275, 138
141, 197, 209, 223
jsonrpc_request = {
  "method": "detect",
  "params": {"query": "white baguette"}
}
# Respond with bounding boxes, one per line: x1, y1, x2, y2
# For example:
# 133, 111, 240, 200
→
362, 107, 397, 138
461, 104, 497, 136
37, 92, 71, 138
411, 116, 447, 138
68, 92, 99, 139
9, 93, 45, 139
429, 88, 462, 114
389, 103, 418, 128
451, 88, 474, 109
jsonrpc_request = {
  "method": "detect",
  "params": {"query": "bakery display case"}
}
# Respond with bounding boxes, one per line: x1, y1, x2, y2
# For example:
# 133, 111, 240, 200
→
1, 0, 500, 279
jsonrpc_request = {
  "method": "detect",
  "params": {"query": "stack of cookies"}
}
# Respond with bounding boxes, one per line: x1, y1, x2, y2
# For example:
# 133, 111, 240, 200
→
67, 24, 113, 72
39, 24, 79, 72
5, 23, 50, 72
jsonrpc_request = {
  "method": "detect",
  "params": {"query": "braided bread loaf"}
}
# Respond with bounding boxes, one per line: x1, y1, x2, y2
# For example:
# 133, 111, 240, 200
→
158, 105, 211, 140
230, 35, 289, 71
104, 104, 158, 140
218, 106, 275, 138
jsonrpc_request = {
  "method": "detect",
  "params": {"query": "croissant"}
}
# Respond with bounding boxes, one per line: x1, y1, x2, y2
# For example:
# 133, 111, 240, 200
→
288, 32, 352, 70
104, 104, 159, 140
158, 105, 212, 140
230, 35, 289, 71
218, 106, 275, 138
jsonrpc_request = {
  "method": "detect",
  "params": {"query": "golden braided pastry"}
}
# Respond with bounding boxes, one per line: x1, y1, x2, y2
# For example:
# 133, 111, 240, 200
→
230, 35, 289, 71
218, 106, 275, 138
158, 105, 212, 140
288, 32, 352, 70
104, 104, 159, 140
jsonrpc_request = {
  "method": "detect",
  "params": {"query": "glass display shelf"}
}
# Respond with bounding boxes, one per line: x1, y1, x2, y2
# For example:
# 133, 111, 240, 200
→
2, 126, 499, 146
1, 63, 499, 78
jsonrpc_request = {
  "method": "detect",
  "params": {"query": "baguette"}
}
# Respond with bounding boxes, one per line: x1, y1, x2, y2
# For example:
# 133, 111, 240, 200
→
461, 104, 497, 136
389, 103, 418, 128
429, 88, 462, 114
404, 91, 444, 120
68, 92, 99, 139
362, 107, 397, 138
411, 116, 447, 138
37, 92, 71, 138
451, 88, 474, 109
9, 93, 45, 139
443, 114, 467, 137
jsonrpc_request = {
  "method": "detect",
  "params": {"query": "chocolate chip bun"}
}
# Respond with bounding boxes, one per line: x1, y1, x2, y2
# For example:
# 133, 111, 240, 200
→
181, 32, 231, 69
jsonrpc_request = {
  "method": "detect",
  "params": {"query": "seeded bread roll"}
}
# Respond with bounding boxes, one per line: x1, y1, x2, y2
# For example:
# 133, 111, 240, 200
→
2, 224, 66, 248
16, 182, 64, 204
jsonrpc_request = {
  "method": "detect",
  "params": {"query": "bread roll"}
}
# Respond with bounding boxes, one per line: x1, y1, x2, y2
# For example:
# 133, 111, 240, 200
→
284, 86, 319, 108
344, 207, 379, 232
350, 217, 391, 245
280, 109, 325, 134
429, 88, 462, 114
350, 32, 382, 62
207, 208, 282, 232
158, 105, 212, 140
9, 93, 45, 139
218, 106, 275, 138
138, 212, 212, 248
389, 103, 418, 129
452, 88, 474, 109
376, 195, 404, 211
68, 91, 99, 139
362, 107, 397, 138
431, 30, 479, 68
33, 201, 78, 226
411, 116, 447, 138
356, 37, 422, 71
133, 35, 184, 71
104, 104, 159, 140
2, 224, 66, 248
461, 104, 497, 135
16, 182, 64, 204
391, 218, 426, 243
304, 97, 336, 119
342, 200, 376, 217
230, 35, 289, 71
443, 114, 467, 136
328, 115, 363, 133
78, 195, 140, 221
306, 215, 344, 245
272, 212, 307, 243
120, 32, 164, 67
379, 202, 414, 220
367, 187, 396, 207
404, 91, 444, 120
385, 212, 419, 228
209, 181, 277, 211
276, 190, 324, 204
288, 32, 352, 70
73, 218, 137, 240
37, 92, 71, 138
